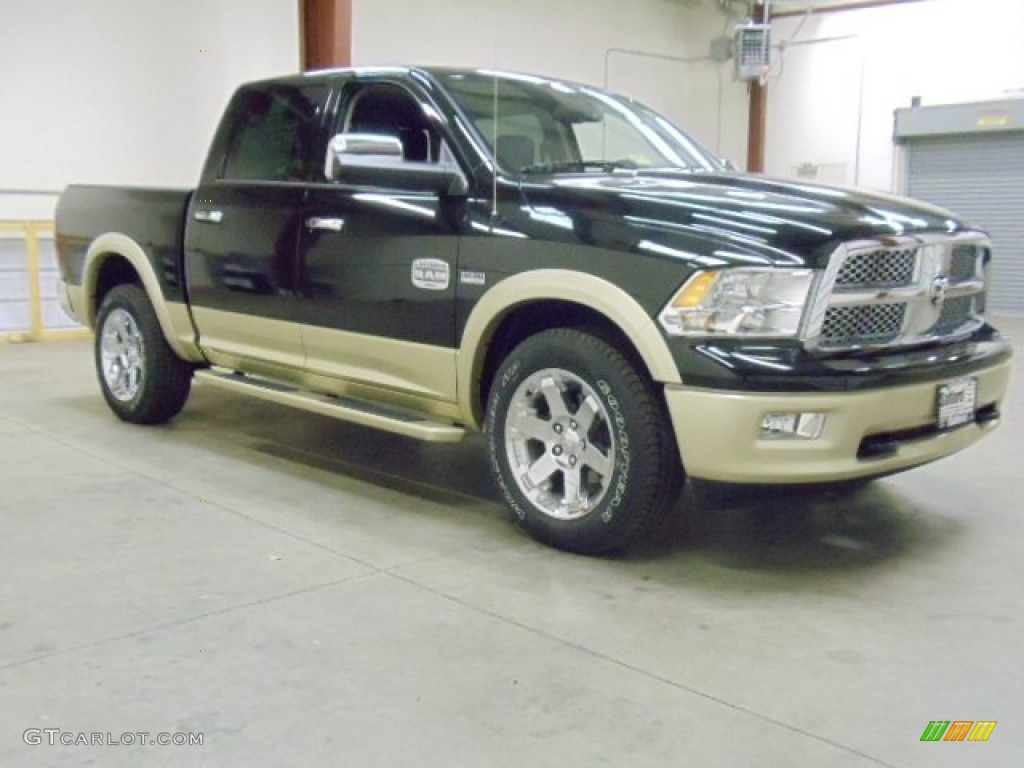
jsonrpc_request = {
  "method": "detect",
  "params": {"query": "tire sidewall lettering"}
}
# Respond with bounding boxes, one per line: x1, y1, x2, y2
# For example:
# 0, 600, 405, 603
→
488, 357, 527, 521
484, 330, 679, 554
597, 379, 630, 522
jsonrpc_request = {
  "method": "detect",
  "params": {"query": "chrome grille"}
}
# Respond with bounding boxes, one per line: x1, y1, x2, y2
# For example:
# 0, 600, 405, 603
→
820, 305, 906, 348
835, 248, 916, 289
949, 245, 979, 281
932, 295, 974, 334
808, 234, 989, 351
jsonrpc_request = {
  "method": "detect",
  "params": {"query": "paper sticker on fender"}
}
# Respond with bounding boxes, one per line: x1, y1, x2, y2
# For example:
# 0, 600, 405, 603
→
412, 259, 450, 291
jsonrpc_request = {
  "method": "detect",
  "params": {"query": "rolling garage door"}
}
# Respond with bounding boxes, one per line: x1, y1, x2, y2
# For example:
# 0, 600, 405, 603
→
906, 131, 1024, 315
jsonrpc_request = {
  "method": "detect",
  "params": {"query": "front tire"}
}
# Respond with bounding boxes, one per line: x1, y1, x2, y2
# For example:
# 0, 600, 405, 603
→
486, 328, 683, 554
95, 283, 192, 424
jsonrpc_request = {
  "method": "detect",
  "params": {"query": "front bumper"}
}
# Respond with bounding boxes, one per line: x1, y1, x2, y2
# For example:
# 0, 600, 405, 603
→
665, 358, 1011, 483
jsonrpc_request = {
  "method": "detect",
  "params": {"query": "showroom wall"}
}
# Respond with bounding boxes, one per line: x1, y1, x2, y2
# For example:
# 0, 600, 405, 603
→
350, 0, 750, 165
10, 1, 1016, 214
0, 0, 301, 220
763, 0, 1024, 191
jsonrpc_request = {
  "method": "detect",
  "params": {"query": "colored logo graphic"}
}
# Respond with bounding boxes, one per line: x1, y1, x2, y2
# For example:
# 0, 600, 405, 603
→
920, 721, 996, 742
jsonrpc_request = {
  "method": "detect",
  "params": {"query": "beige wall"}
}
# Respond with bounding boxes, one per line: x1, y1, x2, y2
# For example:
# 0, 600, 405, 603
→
0, 0, 301, 219
351, 0, 749, 164
9, 0, 1013, 222
763, 0, 1024, 191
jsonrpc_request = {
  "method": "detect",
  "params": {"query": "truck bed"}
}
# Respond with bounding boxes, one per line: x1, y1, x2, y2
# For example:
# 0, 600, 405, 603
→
56, 185, 192, 294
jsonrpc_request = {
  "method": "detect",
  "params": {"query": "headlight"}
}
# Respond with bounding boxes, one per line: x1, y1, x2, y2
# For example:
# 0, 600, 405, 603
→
658, 268, 816, 337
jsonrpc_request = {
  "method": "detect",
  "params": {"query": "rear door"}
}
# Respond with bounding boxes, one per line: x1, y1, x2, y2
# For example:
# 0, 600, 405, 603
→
185, 81, 329, 373
297, 77, 462, 402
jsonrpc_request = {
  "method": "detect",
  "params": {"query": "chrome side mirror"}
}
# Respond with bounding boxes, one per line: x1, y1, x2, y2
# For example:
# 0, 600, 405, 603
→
325, 133, 404, 180
324, 132, 469, 196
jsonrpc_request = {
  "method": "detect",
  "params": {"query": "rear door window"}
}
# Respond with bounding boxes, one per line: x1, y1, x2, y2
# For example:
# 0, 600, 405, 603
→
221, 84, 328, 182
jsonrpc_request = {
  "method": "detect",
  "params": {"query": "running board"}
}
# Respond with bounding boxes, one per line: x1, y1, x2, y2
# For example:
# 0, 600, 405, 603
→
194, 369, 466, 443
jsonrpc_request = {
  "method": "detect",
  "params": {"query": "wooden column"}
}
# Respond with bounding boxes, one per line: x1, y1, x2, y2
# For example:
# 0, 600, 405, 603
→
747, 83, 766, 173
746, 1, 767, 173
302, 0, 352, 71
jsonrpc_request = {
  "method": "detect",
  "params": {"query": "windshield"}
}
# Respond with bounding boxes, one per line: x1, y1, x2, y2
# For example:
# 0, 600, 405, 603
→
435, 69, 722, 175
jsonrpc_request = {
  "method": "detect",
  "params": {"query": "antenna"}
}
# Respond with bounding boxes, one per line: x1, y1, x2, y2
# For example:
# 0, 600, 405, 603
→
491, 75, 499, 219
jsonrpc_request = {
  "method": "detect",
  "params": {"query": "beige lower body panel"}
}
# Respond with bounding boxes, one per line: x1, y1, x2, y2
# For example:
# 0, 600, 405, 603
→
191, 306, 304, 370
191, 307, 460, 421
302, 324, 457, 403
165, 302, 204, 361
666, 359, 1011, 483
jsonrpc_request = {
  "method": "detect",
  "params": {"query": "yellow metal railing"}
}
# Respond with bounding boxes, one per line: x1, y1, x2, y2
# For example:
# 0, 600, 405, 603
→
0, 221, 90, 343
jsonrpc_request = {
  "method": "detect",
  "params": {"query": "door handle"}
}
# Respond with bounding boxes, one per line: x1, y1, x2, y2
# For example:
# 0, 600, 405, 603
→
306, 217, 345, 232
194, 209, 224, 223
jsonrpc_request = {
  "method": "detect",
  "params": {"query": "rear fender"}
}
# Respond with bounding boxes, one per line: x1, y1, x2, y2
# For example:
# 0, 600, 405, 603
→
83, 233, 204, 362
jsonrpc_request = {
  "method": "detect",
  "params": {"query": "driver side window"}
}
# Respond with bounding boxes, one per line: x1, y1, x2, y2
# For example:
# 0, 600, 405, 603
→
339, 83, 444, 164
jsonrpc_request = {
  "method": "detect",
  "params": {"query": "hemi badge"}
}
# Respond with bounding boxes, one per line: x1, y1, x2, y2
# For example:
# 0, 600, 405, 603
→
411, 259, 450, 291
460, 270, 486, 286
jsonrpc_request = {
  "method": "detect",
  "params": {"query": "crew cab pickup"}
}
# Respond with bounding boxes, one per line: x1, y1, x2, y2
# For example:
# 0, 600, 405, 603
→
56, 67, 1012, 554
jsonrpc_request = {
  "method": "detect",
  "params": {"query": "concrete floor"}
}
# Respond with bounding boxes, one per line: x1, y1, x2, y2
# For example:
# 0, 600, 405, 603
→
1, 319, 1022, 768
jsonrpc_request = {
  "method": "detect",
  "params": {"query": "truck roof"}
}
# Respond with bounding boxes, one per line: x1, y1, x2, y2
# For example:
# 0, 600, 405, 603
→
239, 66, 603, 94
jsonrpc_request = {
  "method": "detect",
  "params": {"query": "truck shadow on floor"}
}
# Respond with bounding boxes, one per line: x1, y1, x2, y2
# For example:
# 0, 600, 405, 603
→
183, 388, 957, 572
625, 480, 956, 572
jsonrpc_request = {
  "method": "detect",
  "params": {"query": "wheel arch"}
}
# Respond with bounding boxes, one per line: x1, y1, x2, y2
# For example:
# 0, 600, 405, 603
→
84, 233, 203, 362
457, 270, 680, 429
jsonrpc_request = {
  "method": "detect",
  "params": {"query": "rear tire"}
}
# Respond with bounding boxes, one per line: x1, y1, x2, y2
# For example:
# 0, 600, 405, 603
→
94, 283, 192, 424
485, 328, 683, 555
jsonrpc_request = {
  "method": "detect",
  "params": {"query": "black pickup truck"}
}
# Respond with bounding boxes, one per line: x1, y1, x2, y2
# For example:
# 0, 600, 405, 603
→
56, 67, 1012, 554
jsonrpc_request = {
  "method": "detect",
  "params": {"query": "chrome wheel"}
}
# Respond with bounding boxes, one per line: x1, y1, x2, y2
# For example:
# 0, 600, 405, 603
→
99, 308, 145, 402
504, 368, 615, 521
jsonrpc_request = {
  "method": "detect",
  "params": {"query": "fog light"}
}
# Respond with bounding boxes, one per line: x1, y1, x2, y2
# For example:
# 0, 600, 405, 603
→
760, 412, 826, 440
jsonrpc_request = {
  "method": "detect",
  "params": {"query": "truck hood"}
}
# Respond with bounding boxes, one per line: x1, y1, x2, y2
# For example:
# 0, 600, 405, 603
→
517, 170, 974, 268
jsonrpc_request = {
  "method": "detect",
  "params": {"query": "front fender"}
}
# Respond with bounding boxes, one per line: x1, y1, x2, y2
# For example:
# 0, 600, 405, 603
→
457, 269, 679, 428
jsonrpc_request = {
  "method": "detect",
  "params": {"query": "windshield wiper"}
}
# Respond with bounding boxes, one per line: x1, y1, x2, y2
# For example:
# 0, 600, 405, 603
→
518, 160, 640, 175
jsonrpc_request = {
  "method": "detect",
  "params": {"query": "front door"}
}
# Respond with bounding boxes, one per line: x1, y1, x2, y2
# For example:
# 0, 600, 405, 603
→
297, 79, 462, 402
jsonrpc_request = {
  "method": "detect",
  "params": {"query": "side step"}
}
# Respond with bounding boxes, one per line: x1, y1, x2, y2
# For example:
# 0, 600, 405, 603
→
194, 369, 466, 443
